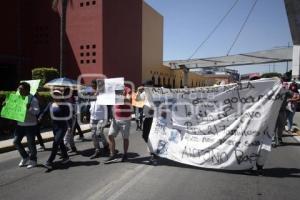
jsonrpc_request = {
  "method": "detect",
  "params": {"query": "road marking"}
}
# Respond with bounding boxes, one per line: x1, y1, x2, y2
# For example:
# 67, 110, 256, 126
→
86, 164, 153, 200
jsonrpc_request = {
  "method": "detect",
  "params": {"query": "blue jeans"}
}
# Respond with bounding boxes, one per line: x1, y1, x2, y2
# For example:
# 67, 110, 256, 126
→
13, 125, 37, 161
286, 110, 295, 131
47, 124, 69, 163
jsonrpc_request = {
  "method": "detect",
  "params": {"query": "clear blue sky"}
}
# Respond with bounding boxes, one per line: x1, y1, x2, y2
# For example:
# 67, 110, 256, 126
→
145, 0, 293, 75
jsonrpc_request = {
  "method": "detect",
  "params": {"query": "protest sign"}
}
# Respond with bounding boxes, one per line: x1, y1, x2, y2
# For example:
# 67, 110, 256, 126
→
145, 78, 284, 170
132, 92, 145, 108
20, 80, 41, 95
0, 93, 28, 122
97, 77, 124, 105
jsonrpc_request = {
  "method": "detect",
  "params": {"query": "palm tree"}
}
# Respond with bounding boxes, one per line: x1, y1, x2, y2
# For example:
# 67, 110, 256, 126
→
52, 0, 69, 77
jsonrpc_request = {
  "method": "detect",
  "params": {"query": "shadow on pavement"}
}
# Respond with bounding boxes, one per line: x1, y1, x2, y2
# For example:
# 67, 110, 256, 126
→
261, 168, 300, 178
78, 148, 95, 157
280, 142, 300, 146
44, 160, 100, 172
128, 156, 300, 178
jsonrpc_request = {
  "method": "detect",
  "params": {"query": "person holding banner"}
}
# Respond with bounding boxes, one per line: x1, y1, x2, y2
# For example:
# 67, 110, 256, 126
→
13, 82, 40, 169
43, 89, 72, 170
135, 81, 159, 164
286, 85, 300, 132
105, 85, 133, 163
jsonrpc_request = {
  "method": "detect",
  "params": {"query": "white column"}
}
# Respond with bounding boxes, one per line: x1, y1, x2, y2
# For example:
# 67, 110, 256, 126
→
292, 45, 300, 79
183, 68, 189, 87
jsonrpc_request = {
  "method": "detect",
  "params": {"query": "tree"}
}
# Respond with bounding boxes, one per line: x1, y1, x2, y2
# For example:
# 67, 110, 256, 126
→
261, 72, 282, 79
52, 0, 72, 78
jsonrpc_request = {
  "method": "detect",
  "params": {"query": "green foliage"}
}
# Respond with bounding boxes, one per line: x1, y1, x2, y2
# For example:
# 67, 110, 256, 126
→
32, 67, 59, 87
0, 91, 15, 103
261, 72, 282, 78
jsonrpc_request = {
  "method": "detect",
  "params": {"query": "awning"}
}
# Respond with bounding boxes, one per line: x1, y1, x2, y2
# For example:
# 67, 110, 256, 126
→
164, 47, 293, 69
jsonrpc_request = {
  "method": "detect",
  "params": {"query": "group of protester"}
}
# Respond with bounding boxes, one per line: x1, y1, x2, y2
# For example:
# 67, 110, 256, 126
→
275, 79, 300, 145
10, 80, 156, 170
7, 77, 300, 174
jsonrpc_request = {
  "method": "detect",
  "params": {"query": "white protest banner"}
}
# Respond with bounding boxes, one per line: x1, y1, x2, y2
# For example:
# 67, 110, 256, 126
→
96, 77, 124, 105
145, 78, 284, 170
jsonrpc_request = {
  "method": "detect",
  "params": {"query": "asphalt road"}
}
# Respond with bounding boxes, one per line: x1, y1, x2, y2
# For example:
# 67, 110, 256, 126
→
0, 122, 300, 200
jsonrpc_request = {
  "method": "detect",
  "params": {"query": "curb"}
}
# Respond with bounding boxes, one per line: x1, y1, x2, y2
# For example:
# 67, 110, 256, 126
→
0, 128, 91, 154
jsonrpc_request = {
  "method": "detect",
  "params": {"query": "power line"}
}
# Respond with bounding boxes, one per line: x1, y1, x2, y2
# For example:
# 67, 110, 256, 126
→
226, 0, 259, 56
188, 0, 240, 60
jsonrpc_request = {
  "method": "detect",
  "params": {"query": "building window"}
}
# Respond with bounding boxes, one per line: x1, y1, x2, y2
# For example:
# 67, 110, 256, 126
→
86, 45, 90, 49
92, 52, 96, 56
80, 45, 84, 49
92, 1, 96, 5
86, 1, 90, 6
92, 59, 96, 63
80, 53, 84, 57
92, 44, 96, 48
80, 60, 84, 64
86, 60, 90, 64
86, 52, 90, 56
80, 2, 84, 7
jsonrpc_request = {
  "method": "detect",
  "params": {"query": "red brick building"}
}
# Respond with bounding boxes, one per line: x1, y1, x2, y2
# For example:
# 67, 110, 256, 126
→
0, 0, 163, 90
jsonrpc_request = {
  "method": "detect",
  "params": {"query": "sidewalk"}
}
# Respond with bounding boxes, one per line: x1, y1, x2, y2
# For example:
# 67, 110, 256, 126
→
291, 112, 300, 142
0, 124, 91, 154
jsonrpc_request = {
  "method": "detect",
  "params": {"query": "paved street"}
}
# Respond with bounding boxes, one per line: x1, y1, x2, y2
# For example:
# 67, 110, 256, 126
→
0, 121, 300, 200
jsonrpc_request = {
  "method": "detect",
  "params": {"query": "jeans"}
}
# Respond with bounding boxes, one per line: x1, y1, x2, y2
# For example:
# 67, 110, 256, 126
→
286, 110, 295, 131
276, 110, 286, 142
142, 118, 153, 143
91, 120, 108, 150
13, 125, 37, 161
47, 124, 69, 163
36, 124, 44, 147
73, 121, 83, 137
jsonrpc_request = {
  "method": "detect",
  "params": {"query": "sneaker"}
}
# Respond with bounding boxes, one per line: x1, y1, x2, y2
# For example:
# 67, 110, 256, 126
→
37, 146, 46, 152
104, 154, 118, 164
90, 150, 101, 159
121, 154, 128, 162
44, 162, 53, 170
27, 160, 37, 169
68, 146, 77, 153
19, 158, 29, 167
148, 154, 158, 165
76, 135, 84, 141
61, 158, 71, 164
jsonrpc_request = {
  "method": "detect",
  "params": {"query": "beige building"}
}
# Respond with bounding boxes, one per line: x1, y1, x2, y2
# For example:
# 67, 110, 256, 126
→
141, 2, 230, 88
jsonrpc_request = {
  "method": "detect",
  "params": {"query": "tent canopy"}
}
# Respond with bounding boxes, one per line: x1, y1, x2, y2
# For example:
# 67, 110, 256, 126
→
164, 47, 293, 69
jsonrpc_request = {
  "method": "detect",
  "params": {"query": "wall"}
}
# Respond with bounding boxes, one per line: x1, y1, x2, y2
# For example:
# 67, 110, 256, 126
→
103, 0, 143, 86
64, 0, 103, 82
142, 2, 163, 83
